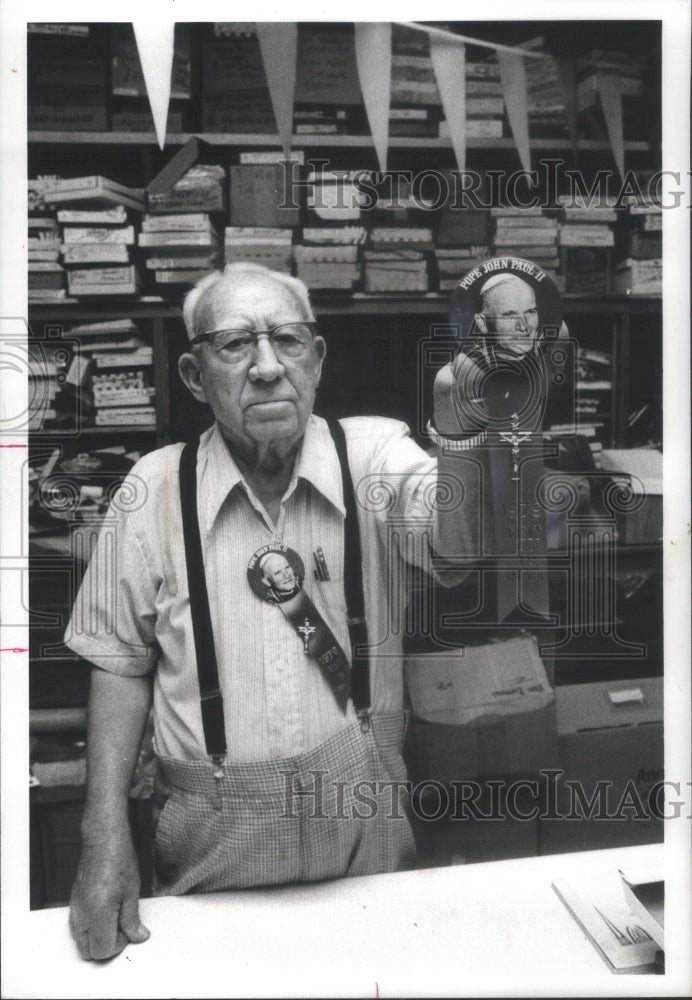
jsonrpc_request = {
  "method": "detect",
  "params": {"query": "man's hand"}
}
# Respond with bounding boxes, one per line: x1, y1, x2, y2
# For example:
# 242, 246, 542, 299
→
69, 830, 150, 961
433, 350, 488, 436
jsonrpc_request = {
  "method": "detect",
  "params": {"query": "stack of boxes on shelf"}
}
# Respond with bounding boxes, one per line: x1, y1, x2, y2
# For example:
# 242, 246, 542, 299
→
294, 28, 364, 136
440, 54, 505, 140
434, 206, 491, 292
557, 196, 617, 294
364, 227, 433, 293
39, 176, 145, 297
613, 204, 662, 295
27, 23, 107, 132
389, 24, 443, 139
294, 169, 363, 290
200, 25, 276, 134
295, 226, 367, 292
67, 319, 155, 429
28, 215, 63, 303
142, 160, 224, 296
490, 207, 561, 285
457, 55, 505, 140
226, 156, 300, 276
521, 37, 569, 139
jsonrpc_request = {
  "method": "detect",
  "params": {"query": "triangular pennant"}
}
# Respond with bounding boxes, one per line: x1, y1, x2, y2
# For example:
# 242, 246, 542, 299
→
257, 23, 298, 157
497, 51, 531, 173
133, 21, 175, 150
354, 23, 391, 172
555, 57, 579, 161
597, 69, 625, 183
430, 37, 466, 174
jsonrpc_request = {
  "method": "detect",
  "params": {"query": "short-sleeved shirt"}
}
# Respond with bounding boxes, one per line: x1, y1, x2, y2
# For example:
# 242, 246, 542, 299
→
65, 415, 442, 763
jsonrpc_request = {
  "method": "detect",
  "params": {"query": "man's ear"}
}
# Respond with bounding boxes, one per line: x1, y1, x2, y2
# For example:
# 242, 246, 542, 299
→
178, 352, 209, 405
474, 312, 488, 335
312, 335, 327, 383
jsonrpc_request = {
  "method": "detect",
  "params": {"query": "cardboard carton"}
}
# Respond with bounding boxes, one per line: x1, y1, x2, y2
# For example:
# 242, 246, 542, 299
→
405, 633, 559, 783
539, 676, 663, 853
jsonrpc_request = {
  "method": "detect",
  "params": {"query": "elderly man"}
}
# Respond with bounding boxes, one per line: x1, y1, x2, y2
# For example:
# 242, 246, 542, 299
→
66, 262, 479, 961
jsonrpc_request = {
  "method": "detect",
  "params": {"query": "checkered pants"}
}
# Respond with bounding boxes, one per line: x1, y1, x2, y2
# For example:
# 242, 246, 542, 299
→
152, 713, 416, 895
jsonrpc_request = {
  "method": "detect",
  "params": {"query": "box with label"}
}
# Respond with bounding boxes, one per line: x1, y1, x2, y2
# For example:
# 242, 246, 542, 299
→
539, 677, 663, 854
600, 449, 662, 544
405, 633, 559, 784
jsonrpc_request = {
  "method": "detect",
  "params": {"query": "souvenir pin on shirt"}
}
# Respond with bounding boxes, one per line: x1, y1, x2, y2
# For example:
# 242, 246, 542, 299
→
247, 544, 352, 711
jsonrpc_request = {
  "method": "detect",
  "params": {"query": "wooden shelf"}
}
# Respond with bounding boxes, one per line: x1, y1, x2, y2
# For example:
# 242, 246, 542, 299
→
28, 293, 662, 323
33, 425, 157, 436
28, 130, 656, 154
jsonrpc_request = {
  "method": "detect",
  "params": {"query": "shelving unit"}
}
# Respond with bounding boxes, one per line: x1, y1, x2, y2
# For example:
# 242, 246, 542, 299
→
29, 130, 656, 153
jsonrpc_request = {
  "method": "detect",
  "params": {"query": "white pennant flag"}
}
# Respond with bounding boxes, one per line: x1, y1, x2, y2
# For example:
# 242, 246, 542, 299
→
430, 37, 466, 174
133, 22, 175, 150
498, 51, 531, 174
354, 23, 391, 172
597, 69, 625, 183
257, 23, 298, 157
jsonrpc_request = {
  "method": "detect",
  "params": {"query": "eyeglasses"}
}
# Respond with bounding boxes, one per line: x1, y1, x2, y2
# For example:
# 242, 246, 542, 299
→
189, 322, 318, 365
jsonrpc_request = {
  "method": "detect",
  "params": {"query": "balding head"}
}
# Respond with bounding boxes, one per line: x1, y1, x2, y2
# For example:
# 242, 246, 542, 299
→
183, 263, 315, 341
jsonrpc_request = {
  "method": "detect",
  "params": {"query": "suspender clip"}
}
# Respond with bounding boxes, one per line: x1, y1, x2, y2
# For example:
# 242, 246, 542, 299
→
357, 708, 372, 734
211, 754, 226, 779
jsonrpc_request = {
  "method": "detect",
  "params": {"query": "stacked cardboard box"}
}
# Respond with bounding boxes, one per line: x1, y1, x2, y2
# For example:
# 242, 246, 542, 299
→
434, 206, 491, 292
225, 228, 293, 274
28, 217, 64, 303
68, 319, 155, 428
364, 227, 432, 292
440, 55, 504, 139
28, 25, 107, 131
613, 205, 662, 294
41, 177, 145, 297
201, 28, 276, 133
557, 196, 617, 293
491, 207, 560, 280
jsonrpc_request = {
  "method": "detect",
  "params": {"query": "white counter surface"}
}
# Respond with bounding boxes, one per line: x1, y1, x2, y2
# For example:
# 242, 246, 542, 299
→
3, 842, 689, 998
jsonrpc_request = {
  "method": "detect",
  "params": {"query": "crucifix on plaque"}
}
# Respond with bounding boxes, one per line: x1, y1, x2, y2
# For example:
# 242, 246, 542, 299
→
498, 412, 534, 481
298, 617, 316, 655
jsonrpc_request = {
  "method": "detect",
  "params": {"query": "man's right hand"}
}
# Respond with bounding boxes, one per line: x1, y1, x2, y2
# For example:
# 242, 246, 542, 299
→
69, 831, 150, 961
433, 349, 488, 436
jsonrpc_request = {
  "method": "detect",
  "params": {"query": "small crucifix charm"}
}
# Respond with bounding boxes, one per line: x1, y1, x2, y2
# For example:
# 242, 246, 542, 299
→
298, 617, 316, 655
498, 412, 533, 481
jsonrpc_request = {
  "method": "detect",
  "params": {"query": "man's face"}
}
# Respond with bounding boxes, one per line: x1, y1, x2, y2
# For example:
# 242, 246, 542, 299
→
261, 553, 296, 593
480, 280, 539, 357
181, 273, 326, 456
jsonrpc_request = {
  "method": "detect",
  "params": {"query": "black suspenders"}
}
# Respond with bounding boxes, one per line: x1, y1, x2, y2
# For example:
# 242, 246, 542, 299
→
178, 421, 372, 763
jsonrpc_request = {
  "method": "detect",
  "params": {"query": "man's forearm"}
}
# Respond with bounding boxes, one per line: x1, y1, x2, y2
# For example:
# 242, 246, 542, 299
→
81, 667, 152, 841
434, 448, 485, 571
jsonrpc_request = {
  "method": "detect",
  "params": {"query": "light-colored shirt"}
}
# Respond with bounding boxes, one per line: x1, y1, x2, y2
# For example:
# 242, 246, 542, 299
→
65, 415, 443, 763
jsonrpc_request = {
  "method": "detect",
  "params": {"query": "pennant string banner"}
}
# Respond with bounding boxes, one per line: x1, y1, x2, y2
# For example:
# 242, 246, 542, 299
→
556, 57, 579, 161
257, 23, 298, 158
398, 21, 550, 58
498, 50, 532, 174
133, 21, 175, 150
354, 22, 392, 172
430, 38, 466, 175
596, 69, 625, 183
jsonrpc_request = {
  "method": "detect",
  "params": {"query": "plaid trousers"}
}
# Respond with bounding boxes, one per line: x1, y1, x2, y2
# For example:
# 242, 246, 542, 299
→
152, 713, 416, 895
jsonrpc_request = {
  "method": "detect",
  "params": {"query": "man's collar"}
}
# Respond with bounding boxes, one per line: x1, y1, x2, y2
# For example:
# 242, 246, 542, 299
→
200, 416, 345, 530
292, 415, 346, 516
